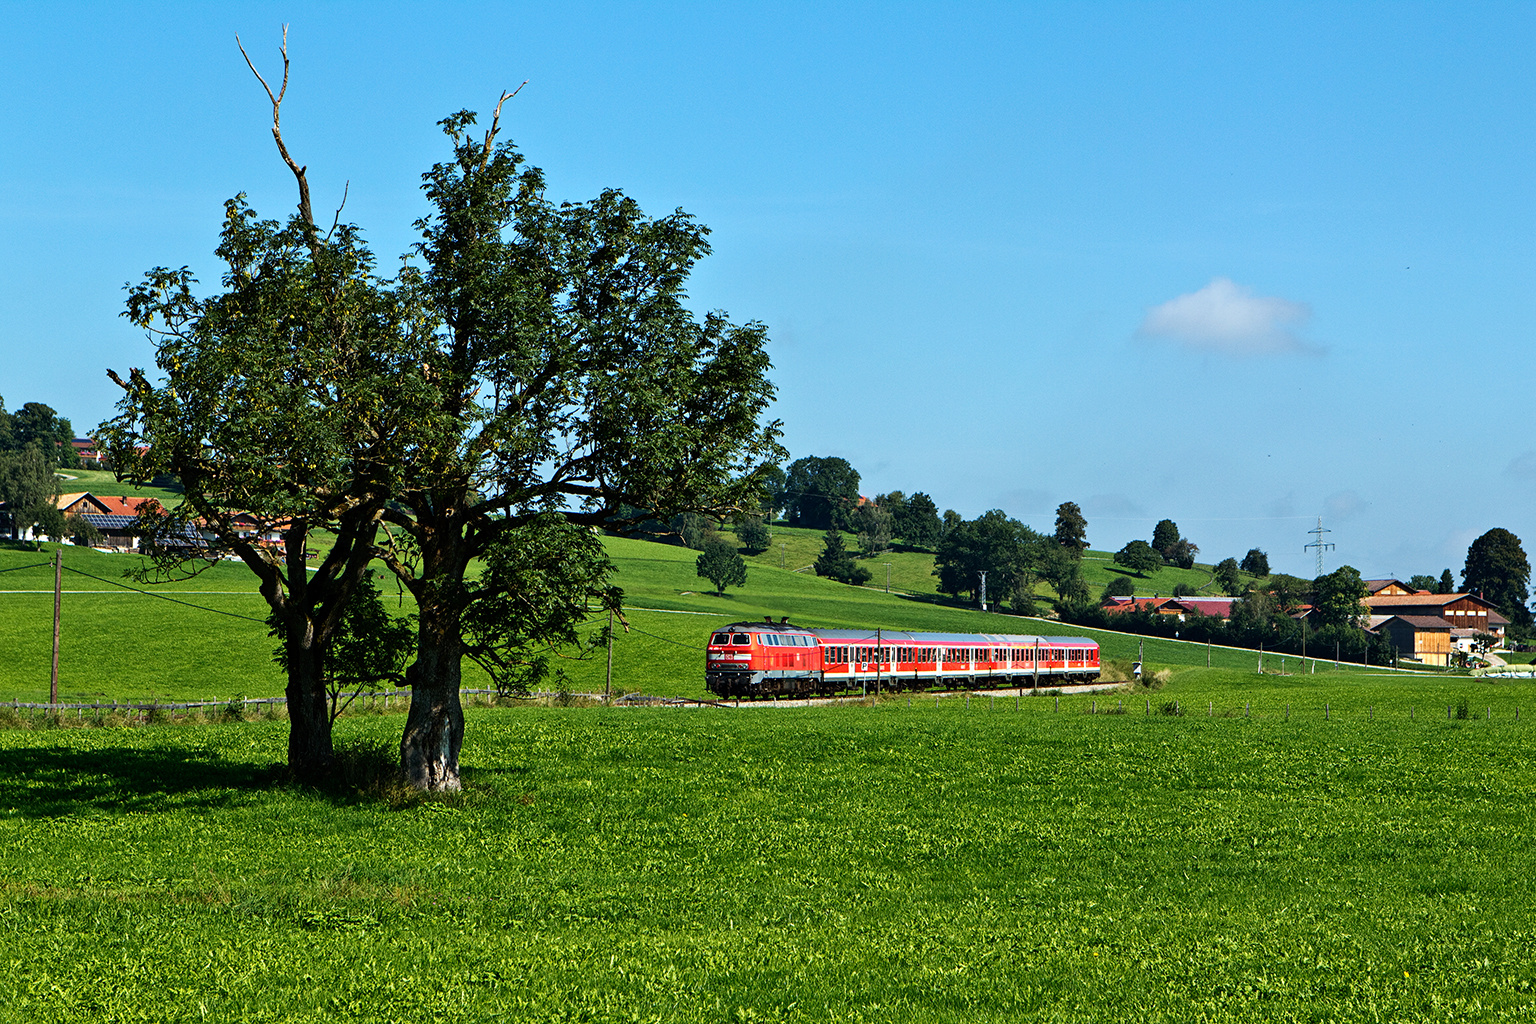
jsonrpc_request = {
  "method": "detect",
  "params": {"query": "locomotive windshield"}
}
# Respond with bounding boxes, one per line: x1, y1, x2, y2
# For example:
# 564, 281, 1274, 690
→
731, 633, 751, 645
710, 633, 729, 645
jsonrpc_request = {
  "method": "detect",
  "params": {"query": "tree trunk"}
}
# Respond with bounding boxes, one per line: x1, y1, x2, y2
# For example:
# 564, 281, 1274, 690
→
284, 626, 332, 779
400, 601, 465, 792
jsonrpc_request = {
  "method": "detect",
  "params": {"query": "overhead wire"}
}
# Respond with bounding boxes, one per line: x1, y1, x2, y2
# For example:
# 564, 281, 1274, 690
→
59, 564, 271, 625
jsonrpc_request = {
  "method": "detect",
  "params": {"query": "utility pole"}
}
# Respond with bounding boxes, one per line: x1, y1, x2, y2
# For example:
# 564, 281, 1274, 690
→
883, 562, 892, 593
979, 571, 988, 612
50, 548, 61, 705
779, 542, 785, 570
604, 611, 614, 702
875, 627, 882, 695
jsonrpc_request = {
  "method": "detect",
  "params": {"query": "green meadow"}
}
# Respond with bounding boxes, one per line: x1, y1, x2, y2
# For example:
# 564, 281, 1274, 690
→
0, 534, 1292, 706
2, 526, 1533, 1020
2, 675, 1534, 1022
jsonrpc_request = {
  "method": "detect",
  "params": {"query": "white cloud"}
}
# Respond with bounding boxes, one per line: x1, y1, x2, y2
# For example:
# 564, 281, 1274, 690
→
1138, 277, 1321, 356
1324, 490, 1368, 522
1505, 452, 1536, 481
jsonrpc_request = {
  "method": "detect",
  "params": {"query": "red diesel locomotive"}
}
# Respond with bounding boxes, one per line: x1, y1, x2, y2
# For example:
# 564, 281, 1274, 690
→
706, 618, 1100, 698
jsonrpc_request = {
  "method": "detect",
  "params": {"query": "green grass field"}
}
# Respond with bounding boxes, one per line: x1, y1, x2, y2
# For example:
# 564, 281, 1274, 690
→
2, 671, 1533, 1022
0, 534, 1400, 706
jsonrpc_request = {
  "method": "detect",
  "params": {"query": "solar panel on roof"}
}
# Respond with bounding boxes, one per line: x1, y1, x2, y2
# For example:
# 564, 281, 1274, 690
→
79, 514, 138, 529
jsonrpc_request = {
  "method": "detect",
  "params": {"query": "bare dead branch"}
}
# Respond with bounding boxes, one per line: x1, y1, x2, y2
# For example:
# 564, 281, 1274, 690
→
325, 181, 350, 242
237, 25, 316, 234
480, 81, 528, 169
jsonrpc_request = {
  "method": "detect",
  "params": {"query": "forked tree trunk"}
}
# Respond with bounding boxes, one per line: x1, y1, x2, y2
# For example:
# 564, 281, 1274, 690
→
284, 626, 332, 779
400, 603, 465, 792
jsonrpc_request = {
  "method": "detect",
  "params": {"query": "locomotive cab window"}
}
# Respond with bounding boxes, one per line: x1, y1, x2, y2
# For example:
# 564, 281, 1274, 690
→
731, 633, 751, 645
711, 633, 729, 645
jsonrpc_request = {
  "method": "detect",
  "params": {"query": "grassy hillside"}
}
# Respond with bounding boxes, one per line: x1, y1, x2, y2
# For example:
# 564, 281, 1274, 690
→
3, 683, 1534, 1021
731, 522, 1263, 602
0, 530, 1358, 705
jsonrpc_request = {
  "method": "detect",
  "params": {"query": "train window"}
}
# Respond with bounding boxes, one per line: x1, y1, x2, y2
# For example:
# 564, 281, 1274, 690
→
732, 633, 751, 645
711, 633, 729, 645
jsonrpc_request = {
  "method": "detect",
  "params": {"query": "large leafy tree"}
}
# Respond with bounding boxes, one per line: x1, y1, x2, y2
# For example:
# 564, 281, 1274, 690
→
0, 444, 61, 541
897, 491, 942, 549
1114, 539, 1161, 576
784, 456, 860, 531
696, 537, 747, 596
1054, 502, 1088, 552
1151, 519, 1181, 560
99, 39, 427, 777
377, 101, 782, 790
1311, 565, 1367, 629
934, 510, 1043, 606
1240, 548, 1270, 576
1463, 528, 1532, 628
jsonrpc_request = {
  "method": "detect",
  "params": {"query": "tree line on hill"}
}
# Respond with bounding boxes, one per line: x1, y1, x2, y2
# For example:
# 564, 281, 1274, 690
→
0, 397, 88, 542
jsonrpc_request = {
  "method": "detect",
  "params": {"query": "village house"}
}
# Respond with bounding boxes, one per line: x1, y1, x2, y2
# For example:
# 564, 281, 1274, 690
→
1361, 584, 1508, 666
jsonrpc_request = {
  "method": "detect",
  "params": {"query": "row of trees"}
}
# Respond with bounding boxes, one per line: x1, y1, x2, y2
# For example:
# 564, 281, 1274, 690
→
1067, 565, 1398, 666
100, 42, 782, 790
0, 398, 78, 468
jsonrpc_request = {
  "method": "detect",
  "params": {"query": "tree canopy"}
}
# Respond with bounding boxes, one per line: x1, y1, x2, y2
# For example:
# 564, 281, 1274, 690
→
934, 510, 1045, 609
1114, 539, 1161, 576
1463, 528, 1532, 628
896, 492, 942, 549
104, 46, 783, 790
696, 537, 748, 596
1152, 519, 1181, 559
1311, 565, 1367, 629
1240, 549, 1270, 576
1054, 502, 1087, 552
813, 529, 870, 586
784, 456, 860, 531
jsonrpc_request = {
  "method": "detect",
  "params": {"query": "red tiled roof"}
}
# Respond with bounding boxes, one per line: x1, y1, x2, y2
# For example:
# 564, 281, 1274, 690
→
1102, 597, 1171, 614
1166, 597, 1236, 617
93, 495, 158, 516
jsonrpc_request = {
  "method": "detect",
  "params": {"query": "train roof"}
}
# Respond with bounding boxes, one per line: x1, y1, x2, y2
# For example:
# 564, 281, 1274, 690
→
710, 622, 1097, 646
807, 629, 1097, 646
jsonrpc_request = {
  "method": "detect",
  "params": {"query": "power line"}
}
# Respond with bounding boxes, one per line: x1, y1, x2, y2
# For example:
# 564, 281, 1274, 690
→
59, 565, 271, 625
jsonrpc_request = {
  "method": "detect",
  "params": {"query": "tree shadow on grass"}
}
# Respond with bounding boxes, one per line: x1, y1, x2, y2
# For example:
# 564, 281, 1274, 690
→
0, 743, 276, 819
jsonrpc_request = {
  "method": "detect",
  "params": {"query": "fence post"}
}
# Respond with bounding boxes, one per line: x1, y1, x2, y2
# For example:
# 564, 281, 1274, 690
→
1325, 703, 1329, 721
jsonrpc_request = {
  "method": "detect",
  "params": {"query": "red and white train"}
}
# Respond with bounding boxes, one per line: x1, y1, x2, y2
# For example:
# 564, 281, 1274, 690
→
706, 618, 1100, 698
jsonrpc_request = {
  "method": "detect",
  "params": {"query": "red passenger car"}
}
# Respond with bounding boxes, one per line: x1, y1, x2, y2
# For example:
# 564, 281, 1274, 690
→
705, 619, 1100, 699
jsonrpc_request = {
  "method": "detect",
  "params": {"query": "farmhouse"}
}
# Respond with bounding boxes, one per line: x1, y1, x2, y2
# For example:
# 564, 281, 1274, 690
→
1361, 590, 1508, 666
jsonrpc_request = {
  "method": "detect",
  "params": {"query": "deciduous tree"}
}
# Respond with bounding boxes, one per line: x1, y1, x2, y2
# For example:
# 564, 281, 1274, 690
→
1152, 519, 1181, 560
1213, 558, 1242, 596
1311, 565, 1367, 629
897, 492, 941, 549
1054, 502, 1088, 553
1114, 539, 1161, 576
376, 101, 782, 789
1240, 548, 1270, 576
783, 456, 860, 531
696, 537, 748, 596
1463, 528, 1532, 627
0, 445, 60, 541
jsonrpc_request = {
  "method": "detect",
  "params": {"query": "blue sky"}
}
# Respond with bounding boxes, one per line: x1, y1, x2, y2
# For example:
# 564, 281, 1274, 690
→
3, 2, 1533, 582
